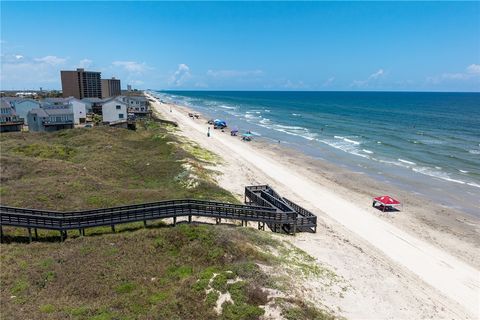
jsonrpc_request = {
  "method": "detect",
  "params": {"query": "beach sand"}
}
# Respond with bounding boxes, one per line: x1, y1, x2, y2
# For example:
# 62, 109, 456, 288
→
146, 93, 480, 319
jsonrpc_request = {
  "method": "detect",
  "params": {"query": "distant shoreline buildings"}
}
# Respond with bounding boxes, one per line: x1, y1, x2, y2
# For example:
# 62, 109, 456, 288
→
0, 67, 147, 133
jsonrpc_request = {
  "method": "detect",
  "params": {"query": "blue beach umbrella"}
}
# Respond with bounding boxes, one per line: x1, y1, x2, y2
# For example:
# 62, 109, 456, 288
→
214, 119, 227, 126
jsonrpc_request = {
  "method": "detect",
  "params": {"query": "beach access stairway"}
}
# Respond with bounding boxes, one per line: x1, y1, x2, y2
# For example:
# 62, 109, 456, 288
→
244, 185, 317, 234
0, 185, 317, 242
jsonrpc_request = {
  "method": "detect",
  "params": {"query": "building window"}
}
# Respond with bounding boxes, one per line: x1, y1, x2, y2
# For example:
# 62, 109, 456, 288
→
116, 105, 121, 109
119, 114, 124, 119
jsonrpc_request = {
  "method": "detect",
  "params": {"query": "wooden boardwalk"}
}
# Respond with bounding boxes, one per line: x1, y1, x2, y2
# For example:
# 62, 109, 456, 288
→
0, 185, 317, 242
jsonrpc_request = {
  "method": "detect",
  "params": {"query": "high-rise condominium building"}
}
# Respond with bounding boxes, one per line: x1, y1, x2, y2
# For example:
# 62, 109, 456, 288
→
101, 77, 122, 98
60, 68, 102, 99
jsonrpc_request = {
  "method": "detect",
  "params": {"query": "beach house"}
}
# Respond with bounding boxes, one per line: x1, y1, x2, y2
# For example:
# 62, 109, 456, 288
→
41, 97, 88, 124
101, 97, 127, 123
82, 97, 103, 114
124, 96, 150, 118
0, 99, 24, 132
27, 106, 74, 132
4, 98, 41, 122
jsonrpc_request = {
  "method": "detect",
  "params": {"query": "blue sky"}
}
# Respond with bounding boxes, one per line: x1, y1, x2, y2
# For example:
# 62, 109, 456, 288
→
1, 1, 479, 91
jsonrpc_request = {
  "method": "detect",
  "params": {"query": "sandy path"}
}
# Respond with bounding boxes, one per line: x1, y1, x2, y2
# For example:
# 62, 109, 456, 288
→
147, 93, 480, 318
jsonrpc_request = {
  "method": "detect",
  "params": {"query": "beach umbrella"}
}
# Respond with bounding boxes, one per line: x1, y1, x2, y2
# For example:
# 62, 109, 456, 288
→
231, 127, 239, 133
214, 119, 227, 127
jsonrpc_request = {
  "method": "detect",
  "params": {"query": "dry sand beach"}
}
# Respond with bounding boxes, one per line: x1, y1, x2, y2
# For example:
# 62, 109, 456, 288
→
146, 93, 480, 319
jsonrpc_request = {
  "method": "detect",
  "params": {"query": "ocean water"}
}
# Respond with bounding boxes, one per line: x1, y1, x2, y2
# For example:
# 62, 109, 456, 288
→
152, 91, 480, 217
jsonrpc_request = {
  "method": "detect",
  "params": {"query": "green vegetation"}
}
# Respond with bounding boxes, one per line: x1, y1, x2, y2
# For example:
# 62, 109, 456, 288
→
279, 298, 337, 320
0, 121, 236, 212
0, 120, 339, 319
0, 223, 335, 320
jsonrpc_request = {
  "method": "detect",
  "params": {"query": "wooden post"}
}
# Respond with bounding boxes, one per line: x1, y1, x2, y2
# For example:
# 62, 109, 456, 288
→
111, 225, 116, 233
188, 215, 192, 223
173, 217, 176, 226
28, 228, 32, 243
0, 226, 3, 243
34, 228, 38, 240
143, 220, 147, 227
79, 229, 83, 236
59, 230, 64, 242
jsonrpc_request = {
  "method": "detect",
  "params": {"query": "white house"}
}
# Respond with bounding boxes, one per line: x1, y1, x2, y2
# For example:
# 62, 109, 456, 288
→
101, 97, 127, 123
66, 97, 88, 124
43, 97, 89, 124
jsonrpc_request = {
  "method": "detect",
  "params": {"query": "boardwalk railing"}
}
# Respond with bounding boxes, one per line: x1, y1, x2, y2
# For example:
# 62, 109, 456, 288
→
245, 185, 317, 233
0, 185, 317, 242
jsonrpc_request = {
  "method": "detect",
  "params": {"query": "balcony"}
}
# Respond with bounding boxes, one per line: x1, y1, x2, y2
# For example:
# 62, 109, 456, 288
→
42, 120, 74, 126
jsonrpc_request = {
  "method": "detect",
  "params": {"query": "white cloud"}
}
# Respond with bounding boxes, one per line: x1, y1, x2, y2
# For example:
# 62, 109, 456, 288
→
466, 64, 480, 74
368, 69, 384, 80
0, 54, 68, 89
34, 55, 67, 66
283, 80, 307, 89
427, 64, 480, 84
78, 58, 93, 68
322, 76, 335, 87
351, 69, 386, 88
206, 69, 263, 78
168, 63, 191, 86
112, 60, 150, 74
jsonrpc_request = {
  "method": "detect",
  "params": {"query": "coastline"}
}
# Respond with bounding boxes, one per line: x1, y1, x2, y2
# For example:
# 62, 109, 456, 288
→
146, 92, 480, 319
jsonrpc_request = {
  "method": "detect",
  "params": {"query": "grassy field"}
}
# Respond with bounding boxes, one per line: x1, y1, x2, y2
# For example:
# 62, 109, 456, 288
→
1, 223, 335, 320
0, 121, 235, 211
0, 122, 338, 319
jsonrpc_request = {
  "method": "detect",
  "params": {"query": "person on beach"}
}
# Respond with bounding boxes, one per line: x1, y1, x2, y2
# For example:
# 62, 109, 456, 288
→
207, 127, 210, 137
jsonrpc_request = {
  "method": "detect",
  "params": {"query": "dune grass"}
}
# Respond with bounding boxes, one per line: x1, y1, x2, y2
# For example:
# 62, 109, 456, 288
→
0, 121, 236, 212
0, 120, 338, 319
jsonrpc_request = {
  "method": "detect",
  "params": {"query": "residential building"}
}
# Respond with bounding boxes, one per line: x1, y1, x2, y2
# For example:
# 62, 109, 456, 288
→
101, 77, 121, 98
123, 96, 150, 118
127, 85, 132, 92
60, 68, 102, 99
81, 97, 103, 114
101, 97, 127, 123
0, 99, 24, 132
3, 98, 41, 122
66, 97, 88, 124
27, 106, 74, 132
42, 97, 88, 124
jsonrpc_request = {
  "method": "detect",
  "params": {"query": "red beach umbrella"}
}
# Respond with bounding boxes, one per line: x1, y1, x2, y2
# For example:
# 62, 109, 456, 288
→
372, 195, 401, 212
374, 195, 401, 205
